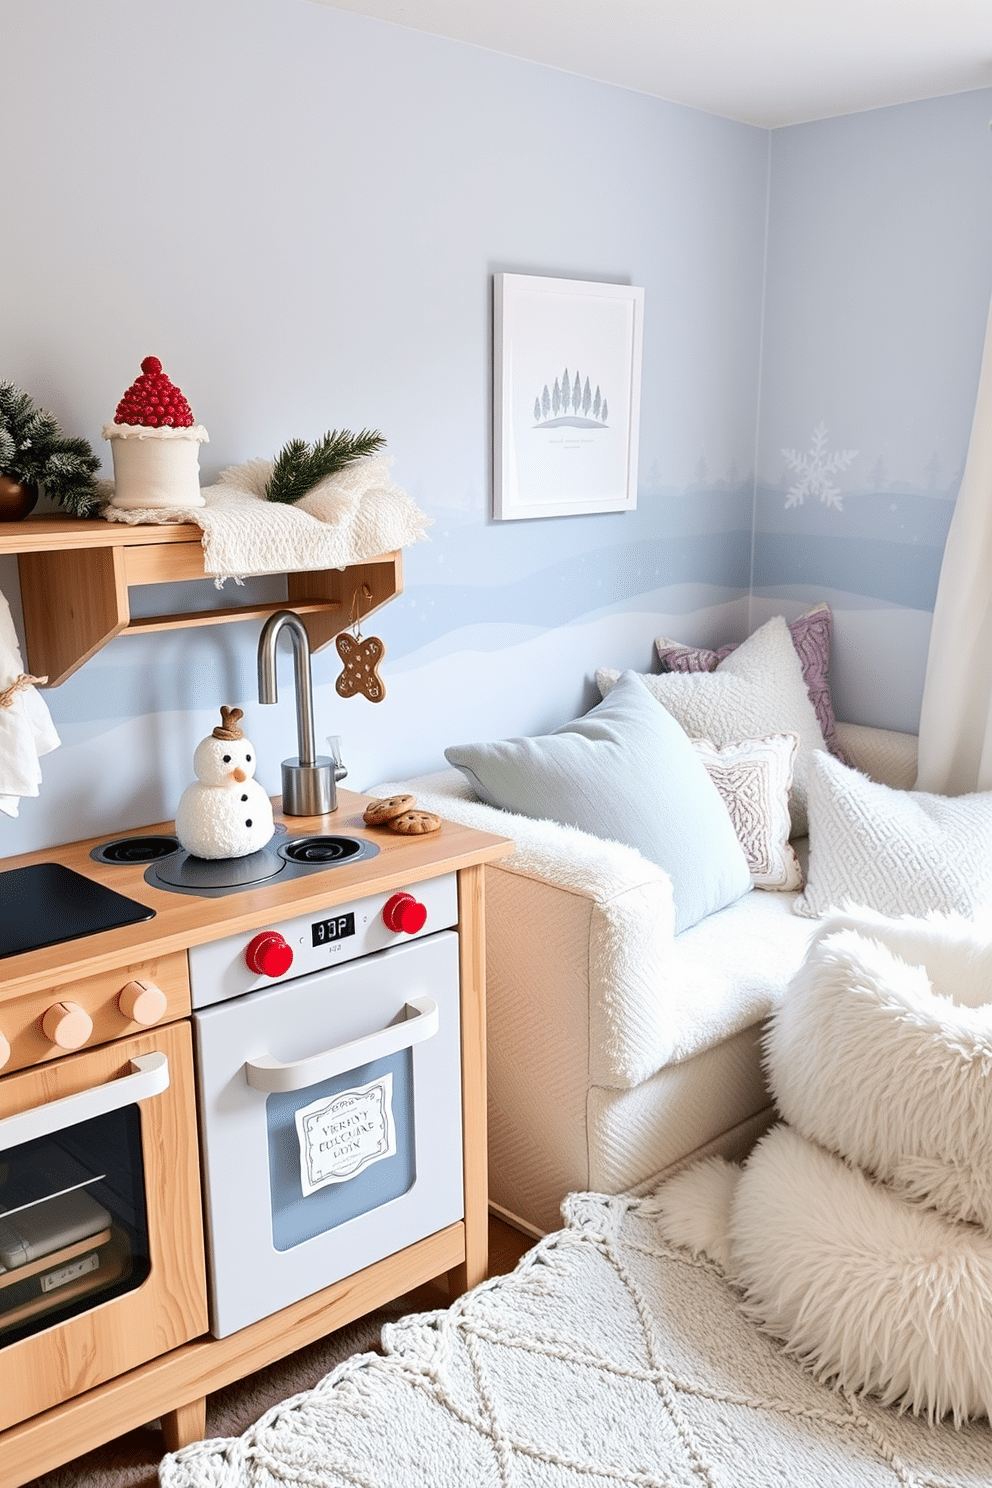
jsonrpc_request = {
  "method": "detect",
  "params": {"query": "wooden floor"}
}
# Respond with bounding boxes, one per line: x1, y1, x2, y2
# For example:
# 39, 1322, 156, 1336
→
488, 1213, 538, 1276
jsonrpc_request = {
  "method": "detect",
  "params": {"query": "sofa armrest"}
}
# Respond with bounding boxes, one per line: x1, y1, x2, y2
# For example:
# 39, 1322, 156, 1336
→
835, 722, 918, 789
368, 770, 677, 1088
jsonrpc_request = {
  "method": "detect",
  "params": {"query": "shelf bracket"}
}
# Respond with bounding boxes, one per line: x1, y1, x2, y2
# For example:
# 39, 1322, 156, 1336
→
18, 547, 129, 686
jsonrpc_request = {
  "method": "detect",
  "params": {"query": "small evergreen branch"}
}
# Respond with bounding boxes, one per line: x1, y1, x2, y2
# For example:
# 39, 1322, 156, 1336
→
0, 380, 103, 517
265, 428, 386, 505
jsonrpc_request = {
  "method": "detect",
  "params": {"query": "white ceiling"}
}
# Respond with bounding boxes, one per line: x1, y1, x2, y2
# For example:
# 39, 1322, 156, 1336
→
315, 0, 992, 127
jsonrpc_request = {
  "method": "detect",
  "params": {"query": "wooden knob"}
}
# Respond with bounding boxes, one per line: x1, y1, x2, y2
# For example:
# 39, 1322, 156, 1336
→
0, 1031, 9, 1070
118, 979, 168, 1026
41, 1001, 93, 1050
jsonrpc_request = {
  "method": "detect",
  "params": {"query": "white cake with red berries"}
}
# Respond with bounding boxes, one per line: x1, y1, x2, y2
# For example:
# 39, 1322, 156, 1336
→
103, 356, 209, 509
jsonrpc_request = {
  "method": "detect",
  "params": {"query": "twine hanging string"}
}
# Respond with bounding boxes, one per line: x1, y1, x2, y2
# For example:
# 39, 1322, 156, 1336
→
335, 583, 386, 702
0, 673, 47, 709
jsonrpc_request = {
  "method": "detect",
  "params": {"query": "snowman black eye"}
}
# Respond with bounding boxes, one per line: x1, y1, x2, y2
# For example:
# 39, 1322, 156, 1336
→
246, 754, 252, 762
223, 754, 231, 763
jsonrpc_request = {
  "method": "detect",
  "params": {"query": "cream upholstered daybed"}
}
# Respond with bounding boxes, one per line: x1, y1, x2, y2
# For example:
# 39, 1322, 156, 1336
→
373, 718, 918, 1237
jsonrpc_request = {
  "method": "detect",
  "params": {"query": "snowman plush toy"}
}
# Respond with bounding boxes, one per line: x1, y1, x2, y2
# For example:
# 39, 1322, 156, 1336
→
175, 706, 275, 859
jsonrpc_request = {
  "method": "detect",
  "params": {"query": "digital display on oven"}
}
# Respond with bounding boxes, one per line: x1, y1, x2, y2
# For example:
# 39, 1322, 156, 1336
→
311, 912, 356, 948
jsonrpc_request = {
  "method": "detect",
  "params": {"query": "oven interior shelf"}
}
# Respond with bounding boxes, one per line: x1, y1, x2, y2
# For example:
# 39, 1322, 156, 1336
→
0, 517, 402, 686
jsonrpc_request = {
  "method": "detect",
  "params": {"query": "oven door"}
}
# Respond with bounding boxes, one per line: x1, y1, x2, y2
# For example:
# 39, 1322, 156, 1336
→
193, 930, 463, 1338
0, 1021, 207, 1429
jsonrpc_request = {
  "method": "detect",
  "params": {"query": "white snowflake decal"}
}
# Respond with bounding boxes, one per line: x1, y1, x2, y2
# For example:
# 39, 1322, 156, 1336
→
781, 421, 857, 510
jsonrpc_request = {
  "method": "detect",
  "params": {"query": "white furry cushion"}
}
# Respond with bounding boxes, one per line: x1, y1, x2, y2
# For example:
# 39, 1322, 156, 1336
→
730, 1126, 992, 1424
795, 750, 992, 919
766, 909, 992, 1230
598, 616, 826, 835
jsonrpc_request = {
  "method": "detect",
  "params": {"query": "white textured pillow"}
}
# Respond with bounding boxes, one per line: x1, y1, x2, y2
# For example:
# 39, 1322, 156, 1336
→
796, 751, 992, 919
598, 616, 826, 835
691, 734, 803, 891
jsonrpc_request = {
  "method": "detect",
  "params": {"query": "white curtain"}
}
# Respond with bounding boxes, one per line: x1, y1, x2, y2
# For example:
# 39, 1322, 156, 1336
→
915, 293, 992, 795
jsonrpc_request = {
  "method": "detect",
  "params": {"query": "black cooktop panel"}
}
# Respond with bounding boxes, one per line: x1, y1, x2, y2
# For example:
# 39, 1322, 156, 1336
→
0, 863, 155, 960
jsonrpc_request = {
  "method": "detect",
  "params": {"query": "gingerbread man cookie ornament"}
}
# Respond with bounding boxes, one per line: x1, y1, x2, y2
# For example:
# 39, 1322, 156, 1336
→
335, 633, 386, 702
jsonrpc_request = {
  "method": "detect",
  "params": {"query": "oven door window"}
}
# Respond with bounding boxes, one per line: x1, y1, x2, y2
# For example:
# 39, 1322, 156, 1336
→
0, 1106, 150, 1349
265, 1049, 416, 1252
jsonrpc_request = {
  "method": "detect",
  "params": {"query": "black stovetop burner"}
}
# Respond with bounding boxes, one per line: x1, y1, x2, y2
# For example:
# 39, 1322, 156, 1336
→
0, 863, 155, 960
90, 832, 379, 899
91, 835, 181, 865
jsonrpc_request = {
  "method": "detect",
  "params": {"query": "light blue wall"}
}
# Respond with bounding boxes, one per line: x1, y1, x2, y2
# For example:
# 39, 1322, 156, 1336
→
1, 0, 768, 855
4, 2, 990, 857
755, 89, 992, 732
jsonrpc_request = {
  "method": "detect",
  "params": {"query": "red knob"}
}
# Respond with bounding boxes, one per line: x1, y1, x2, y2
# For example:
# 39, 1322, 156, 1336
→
382, 893, 428, 935
245, 931, 294, 977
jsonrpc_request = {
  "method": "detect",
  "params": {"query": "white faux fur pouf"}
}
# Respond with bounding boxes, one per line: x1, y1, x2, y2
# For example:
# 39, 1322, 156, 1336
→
654, 906, 992, 1426
730, 1126, 992, 1425
766, 907, 992, 1231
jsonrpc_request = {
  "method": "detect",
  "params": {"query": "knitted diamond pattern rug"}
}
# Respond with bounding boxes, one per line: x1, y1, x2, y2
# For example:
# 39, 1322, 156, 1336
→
160, 1189, 992, 1488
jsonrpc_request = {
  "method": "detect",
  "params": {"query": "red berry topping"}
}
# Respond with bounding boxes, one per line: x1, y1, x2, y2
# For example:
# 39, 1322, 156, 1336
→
114, 356, 194, 427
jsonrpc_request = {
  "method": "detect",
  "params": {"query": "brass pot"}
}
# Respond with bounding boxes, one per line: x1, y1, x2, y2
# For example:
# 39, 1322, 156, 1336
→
0, 475, 38, 521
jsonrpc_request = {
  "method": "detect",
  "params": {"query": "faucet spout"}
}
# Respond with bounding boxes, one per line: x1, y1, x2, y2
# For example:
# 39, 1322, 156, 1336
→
258, 610, 317, 766
257, 611, 337, 816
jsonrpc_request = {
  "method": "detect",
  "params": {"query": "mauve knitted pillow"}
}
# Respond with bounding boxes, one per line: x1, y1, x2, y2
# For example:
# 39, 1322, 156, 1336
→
655, 603, 852, 766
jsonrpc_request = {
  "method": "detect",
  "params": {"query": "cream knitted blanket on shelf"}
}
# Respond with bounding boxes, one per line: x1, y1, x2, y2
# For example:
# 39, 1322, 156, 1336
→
103, 456, 431, 581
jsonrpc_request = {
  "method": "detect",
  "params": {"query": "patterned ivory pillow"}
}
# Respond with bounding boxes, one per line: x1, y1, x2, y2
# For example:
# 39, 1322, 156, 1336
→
655, 603, 852, 766
796, 750, 992, 919
691, 734, 803, 891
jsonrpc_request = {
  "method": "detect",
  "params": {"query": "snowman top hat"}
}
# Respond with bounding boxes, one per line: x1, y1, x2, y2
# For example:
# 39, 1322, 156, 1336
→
213, 706, 244, 741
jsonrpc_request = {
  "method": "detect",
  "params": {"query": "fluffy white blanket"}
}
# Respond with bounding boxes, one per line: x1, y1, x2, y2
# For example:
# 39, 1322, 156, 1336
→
103, 455, 430, 579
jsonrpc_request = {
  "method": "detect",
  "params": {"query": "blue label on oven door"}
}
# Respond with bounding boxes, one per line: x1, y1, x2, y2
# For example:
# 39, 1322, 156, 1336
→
265, 1050, 416, 1251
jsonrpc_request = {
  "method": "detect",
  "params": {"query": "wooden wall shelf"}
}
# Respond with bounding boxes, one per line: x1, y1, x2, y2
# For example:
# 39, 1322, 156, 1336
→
0, 517, 402, 686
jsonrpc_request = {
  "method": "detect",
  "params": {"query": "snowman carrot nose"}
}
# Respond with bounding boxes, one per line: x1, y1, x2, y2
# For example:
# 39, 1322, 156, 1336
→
232, 767, 247, 783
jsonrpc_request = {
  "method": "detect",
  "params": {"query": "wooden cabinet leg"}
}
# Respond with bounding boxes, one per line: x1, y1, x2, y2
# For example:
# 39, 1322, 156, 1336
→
160, 1397, 206, 1453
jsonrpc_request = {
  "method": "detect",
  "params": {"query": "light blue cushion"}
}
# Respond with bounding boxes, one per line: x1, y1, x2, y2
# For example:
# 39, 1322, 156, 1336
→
444, 670, 751, 934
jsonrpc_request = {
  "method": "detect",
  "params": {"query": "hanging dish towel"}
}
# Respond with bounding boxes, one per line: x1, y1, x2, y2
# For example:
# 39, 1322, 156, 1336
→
0, 588, 60, 817
102, 455, 431, 582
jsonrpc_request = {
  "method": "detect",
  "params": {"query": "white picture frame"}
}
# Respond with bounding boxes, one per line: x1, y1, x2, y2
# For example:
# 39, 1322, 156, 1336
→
493, 273, 644, 521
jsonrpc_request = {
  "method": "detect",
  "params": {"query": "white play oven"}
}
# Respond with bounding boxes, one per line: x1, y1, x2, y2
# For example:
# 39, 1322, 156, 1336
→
190, 874, 463, 1337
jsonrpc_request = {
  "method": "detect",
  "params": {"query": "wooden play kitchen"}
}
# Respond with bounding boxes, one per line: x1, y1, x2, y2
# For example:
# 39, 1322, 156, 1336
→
0, 791, 510, 1486
0, 517, 512, 1486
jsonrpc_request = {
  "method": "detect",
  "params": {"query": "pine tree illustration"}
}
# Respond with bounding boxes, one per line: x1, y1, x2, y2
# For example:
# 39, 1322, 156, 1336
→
781, 422, 857, 510
601, 399, 609, 423
571, 371, 581, 414
582, 377, 592, 417
593, 386, 601, 420
542, 385, 551, 419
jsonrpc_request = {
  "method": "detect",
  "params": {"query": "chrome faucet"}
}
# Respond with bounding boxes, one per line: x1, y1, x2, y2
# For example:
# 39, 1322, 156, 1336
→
257, 610, 345, 816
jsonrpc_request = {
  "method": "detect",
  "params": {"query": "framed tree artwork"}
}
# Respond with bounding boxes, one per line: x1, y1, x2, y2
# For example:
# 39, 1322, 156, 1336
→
493, 273, 644, 521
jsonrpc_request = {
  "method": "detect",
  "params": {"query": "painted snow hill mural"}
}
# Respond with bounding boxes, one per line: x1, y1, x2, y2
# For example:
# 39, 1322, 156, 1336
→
3, 0, 992, 858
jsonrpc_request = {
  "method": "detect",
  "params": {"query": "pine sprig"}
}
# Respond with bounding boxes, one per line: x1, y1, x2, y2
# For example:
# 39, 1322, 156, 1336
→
0, 380, 102, 517
265, 428, 386, 505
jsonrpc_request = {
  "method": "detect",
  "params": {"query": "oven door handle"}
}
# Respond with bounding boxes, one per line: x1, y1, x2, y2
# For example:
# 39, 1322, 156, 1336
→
244, 995, 440, 1094
0, 1052, 170, 1152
